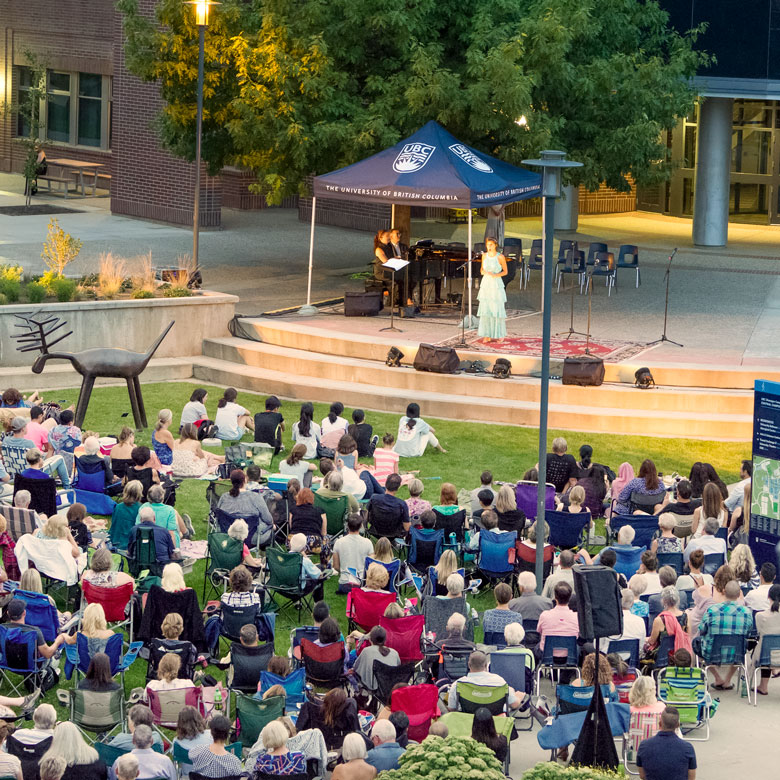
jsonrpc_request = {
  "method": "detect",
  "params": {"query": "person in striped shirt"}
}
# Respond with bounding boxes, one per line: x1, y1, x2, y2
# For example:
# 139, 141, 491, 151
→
373, 433, 400, 486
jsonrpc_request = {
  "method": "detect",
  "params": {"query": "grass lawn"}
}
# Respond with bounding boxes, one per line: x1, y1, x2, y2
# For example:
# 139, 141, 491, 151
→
14, 380, 750, 725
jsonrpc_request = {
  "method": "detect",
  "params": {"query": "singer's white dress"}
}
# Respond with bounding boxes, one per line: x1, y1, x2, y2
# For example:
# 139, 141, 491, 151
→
477, 252, 507, 339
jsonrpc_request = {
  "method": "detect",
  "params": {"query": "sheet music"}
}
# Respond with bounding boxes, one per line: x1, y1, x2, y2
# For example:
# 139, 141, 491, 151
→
383, 258, 410, 272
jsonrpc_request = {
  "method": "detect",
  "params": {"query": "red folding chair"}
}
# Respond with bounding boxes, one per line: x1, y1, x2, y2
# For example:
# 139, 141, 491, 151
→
347, 587, 397, 633
81, 580, 135, 644
379, 614, 425, 663
391, 683, 440, 742
299, 638, 347, 690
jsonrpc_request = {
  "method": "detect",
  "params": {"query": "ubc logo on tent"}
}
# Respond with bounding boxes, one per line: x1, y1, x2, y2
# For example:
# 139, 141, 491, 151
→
449, 144, 493, 173
393, 143, 435, 173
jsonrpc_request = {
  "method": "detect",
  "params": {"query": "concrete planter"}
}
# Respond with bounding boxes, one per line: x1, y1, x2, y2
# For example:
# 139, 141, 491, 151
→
0, 291, 238, 367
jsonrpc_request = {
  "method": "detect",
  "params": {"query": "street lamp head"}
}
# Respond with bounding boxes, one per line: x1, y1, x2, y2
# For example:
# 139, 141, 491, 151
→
185, 0, 220, 27
522, 150, 582, 199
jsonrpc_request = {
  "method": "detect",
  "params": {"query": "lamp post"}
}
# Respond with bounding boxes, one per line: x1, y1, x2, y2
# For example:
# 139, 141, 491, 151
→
185, 0, 219, 271
522, 150, 582, 593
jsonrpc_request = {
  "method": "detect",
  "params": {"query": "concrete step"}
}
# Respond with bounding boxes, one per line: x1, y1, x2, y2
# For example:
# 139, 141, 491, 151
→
190, 354, 753, 440
201, 337, 754, 417
1, 358, 194, 392
237, 316, 779, 391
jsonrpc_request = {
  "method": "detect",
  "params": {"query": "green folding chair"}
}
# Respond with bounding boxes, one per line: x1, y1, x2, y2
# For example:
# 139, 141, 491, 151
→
264, 546, 316, 620
127, 524, 163, 577
313, 492, 349, 538
235, 693, 285, 748
456, 681, 509, 716
438, 710, 513, 773
658, 666, 711, 740
69, 688, 126, 743
203, 532, 245, 602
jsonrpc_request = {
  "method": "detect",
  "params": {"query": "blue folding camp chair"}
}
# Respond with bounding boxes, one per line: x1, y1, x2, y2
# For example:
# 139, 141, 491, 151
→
536, 635, 580, 694
545, 510, 590, 550
657, 552, 684, 576
216, 508, 261, 549
611, 546, 646, 579
751, 634, 780, 705
699, 633, 750, 703
702, 553, 726, 575
259, 667, 306, 707
11, 590, 61, 644
63, 632, 142, 690
607, 638, 640, 669
477, 529, 516, 584
490, 648, 535, 731
0, 623, 43, 696
407, 527, 443, 573
556, 683, 618, 715
363, 556, 401, 593
611, 514, 659, 550
425, 565, 466, 597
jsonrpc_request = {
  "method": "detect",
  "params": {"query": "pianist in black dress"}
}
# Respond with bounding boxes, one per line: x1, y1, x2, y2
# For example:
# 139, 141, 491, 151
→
373, 229, 392, 282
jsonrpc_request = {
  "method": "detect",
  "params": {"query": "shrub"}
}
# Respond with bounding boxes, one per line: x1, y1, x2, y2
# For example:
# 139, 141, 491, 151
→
131, 251, 157, 295
163, 286, 192, 298
0, 278, 21, 303
41, 218, 82, 276
97, 252, 127, 299
26, 282, 47, 303
0, 293, 7, 306
521, 762, 626, 779
132, 289, 155, 299
382, 736, 505, 780
50, 277, 76, 302
0, 264, 23, 283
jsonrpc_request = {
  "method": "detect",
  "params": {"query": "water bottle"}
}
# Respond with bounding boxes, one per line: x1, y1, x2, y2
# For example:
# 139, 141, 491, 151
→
449, 532, 456, 547
213, 687, 223, 713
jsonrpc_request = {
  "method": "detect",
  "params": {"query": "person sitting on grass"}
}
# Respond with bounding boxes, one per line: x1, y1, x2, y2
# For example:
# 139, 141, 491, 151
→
253, 395, 285, 455
347, 408, 377, 458
280, 443, 318, 488
125, 445, 160, 501
394, 403, 446, 457
214, 388, 254, 442
469, 471, 496, 515
332, 514, 374, 594
172, 423, 224, 478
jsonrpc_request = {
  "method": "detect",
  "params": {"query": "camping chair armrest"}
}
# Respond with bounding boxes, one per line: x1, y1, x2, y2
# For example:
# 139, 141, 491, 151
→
61, 611, 81, 634
56, 488, 76, 506
63, 644, 79, 679
119, 641, 144, 671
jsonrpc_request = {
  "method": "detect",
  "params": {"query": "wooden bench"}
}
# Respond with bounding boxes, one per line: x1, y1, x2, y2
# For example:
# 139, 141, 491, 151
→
38, 175, 74, 198
95, 172, 112, 192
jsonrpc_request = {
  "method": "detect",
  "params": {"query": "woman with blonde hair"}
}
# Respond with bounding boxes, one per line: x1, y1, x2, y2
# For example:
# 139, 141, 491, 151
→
363, 562, 390, 593
372, 537, 393, 563
40, 721, 104, 779
253, 720, 306, 776
495, 484, 526, 533
432, 549, 461, 596
161, 562, 187, 593
151, 409, 175, 467
626, 676, 665, 754
406, 478, 431, 524
731, 543, 759, 590
109, 426, 135, 461
19, 567, 72, 627
108, 480, 143, 551
146, 653, 195, 695
172, 422, 224, 478
62, 602, 114, 652
36, 514, 80, 559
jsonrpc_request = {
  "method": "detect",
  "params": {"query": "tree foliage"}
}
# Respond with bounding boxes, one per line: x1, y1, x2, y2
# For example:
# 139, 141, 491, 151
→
118, 0, 711, 203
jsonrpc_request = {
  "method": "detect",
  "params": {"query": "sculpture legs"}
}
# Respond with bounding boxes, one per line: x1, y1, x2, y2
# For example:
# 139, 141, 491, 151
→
133, 375, 147, 429
126, 377, 146, 430
74, 374, 95, 429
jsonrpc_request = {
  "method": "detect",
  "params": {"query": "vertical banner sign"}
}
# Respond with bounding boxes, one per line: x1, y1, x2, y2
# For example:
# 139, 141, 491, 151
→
750, 380, 780, 568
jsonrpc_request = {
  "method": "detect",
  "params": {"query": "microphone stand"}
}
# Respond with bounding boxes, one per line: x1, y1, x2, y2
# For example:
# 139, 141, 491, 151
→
646, 248, 683, 348
453, 260, 470, 347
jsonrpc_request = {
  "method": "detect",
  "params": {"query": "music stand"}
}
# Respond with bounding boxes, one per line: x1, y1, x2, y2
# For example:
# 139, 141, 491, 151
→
555, 251, 589, 340
646, 248, 683, 348
380, 258, 409, 333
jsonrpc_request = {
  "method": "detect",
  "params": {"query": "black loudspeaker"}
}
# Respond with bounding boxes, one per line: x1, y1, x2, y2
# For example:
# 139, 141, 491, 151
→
413, 343, 460, 374
572, 565, 623, 639
562, 355, 605, 386
344, 291, 382, 317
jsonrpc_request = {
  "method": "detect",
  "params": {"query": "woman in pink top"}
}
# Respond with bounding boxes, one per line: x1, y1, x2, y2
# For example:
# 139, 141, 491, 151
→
627, 676, 665, 754
406, 478, 432, 524
373, 433, 400, 486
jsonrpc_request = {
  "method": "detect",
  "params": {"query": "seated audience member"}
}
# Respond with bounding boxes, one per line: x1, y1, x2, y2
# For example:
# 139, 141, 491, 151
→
572, 652, 616, 693
433, 611, 475, 657
297, 688, 359, 750
149, 612, 198, 678
626, 676, 665, 754
21, 445, 71, 490
108, 704, 164, 751
472, 489, 495, 525
689, 462, 728, 501
353, 625, 401, 692
745, 562, 776, 611
447, 650, 521, 711
141, 484, 187, 549
254, 395, 285, 454
221, 564, 262, 609
614, 458, 665, 515
251, 719, 307, 777
573, 462, 610, 518
372, 433, 401, 486
545, 437, 579, 494
628, 575, 649, 617
388, 710, 413, 749
10, 702, 57, 749
695, 579, 752, 689
330, 732, 377, 780
509, 571, 554, 620
639, 551, 662, 595
173, 705, 212, 777
35, 514, 81, 559
690, 481, 727, 539
66, 503, 93, 552
288, 534, 326, 598
160, 562, 190, 594
1, 388, 41, 408
336, 434, 359, 471
316, 468, 360, 514
214, 388, 254, 441
77, 652, 120, 692
684, 517, 727, 564
393, 403, 446, 457
594, 524, 643, 566
471, 707, 507, 764
125, 446, 160, 500
188, 715, 243, 778
173, 423, 224, 477
108, 480, 143, 551
431, 549, 464, 596
636, 706, 697, 780
0, 720, 22, 780
108, 427, 135, 467
129, 506, 175, 564
289, 488, 327, 550
179, 388, 209, 430
146, 653, 196, 696
482, 583, 522, 638
368, 473, 410, 533
76, 436, 116, 487
469, 471, 497, 514
598, 548, 628, 588
644, 586, 689, 659
19, 568, 72, 628
292, 402, 320, 459
332, 514, 374, 594
347, 408, 376, 458
11, 488, 42, 523
536, 582, 579, 656
542, 549, 576, 599
41, 721, 107, 780
731, 543, 760, 591
608, 588, 648, 645
405, 478, 432, 524
558, 484, 591, 522
113, 755, 139, 780
651, 513, 683, 555
227, 519, 264, 570
217, 469, 273, 546
116, 724, 176, 780
428, 722, 449, 739
6, 418, 70, 487
494, 484, 526, 533
280, 444, 318, 488
676, 548, 712, 592
658, 478, 699, 515
48, 409, 82, 458
754, 583, 780, 696
322, 402, 349, 439
433, 482, 461, 517
61, 602, 114, 651
467, 509, 506, 550
365, 720, 405, 772
25, 406, 52, 454
363, 562, 391, 593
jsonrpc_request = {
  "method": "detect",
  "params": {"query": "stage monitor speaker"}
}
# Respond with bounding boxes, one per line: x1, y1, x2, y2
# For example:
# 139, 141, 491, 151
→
572, 565, 623, 640
344, 291, 382, 317
413, 343, 460, 374
562, 355, 605, 386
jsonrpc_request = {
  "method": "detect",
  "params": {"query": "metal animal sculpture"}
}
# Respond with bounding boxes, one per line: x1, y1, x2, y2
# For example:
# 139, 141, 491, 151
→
13, 313, 174, 429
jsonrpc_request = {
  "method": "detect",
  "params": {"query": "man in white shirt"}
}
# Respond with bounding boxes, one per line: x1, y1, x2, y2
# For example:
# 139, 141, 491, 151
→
745, 562, 776, 611
724, 460, 752, 513
542, 549, 576, 599
113, 725, 176, 780
447, 651, 521, 711
332, 514, 374, 593
683, 517, 727, 564
608, 589, 647, 645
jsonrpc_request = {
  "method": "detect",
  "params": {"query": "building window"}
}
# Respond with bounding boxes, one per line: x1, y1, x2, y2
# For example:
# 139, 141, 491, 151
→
16, 67, 33, 138
15, 66, 112, 150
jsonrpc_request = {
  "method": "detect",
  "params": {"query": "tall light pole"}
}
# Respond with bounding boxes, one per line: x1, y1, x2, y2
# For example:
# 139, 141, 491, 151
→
185, 0, 219, 271
522, 151, 582, 592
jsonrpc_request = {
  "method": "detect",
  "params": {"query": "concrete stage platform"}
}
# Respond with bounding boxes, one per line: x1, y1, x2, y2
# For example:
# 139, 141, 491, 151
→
188, 307, 780, 441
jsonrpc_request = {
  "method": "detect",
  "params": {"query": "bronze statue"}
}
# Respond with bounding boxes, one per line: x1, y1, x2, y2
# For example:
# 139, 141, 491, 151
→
13, 313, 174, 429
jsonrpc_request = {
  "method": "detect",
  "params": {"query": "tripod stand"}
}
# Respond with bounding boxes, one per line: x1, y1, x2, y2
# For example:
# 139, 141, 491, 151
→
646, 248, 683, 348
555, 256, 589, 340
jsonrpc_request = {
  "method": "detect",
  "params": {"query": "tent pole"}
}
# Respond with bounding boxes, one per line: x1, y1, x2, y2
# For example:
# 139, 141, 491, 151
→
299, 196, 318, 315
391, 204, 395, 226
466, 209, 475, 328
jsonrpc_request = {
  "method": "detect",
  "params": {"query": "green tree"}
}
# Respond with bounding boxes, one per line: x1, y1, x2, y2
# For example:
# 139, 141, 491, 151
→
118, 0, 710, 203
0, 52, 48, 207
